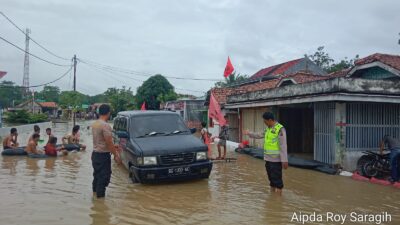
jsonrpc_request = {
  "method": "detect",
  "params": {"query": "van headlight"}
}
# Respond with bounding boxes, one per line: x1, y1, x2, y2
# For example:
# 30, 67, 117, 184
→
196, 152, 207, 161
143, 156, 157, 165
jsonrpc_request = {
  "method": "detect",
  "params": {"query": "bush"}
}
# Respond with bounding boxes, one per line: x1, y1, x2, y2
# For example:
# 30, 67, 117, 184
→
4, 110, 48, 124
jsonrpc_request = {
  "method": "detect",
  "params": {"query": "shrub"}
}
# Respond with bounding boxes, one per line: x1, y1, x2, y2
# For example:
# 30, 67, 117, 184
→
4, 110, 48, 124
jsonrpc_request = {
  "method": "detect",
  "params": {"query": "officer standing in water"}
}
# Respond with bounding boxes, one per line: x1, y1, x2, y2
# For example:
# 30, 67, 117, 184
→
244, 112, 288, 196
91, 104, 121, 198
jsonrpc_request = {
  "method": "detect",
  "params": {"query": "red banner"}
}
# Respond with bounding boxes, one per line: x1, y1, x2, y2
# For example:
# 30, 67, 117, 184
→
208, 93, 226, 126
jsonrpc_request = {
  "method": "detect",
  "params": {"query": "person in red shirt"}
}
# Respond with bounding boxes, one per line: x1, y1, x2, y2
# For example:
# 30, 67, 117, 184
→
45, 137, 66, 156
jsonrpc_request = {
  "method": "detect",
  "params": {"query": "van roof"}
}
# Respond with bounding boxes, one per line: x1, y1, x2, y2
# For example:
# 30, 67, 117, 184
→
117, 110, 179, 117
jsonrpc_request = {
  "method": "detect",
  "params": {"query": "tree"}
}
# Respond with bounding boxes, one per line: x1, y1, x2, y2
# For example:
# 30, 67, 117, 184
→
136, 74, 177, 110
306, 46, 359, 73
327, 56, 359, 73
214, 72, 249, 87
104, 86, 135, 115
35, 86, 60, 102
89, 93, 108, 104
0, 81, 24, 108
59, 91, 88, 109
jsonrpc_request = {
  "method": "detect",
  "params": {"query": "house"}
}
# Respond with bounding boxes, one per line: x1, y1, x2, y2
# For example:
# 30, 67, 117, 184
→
163, 98, 207, 130
208, 53, 400, 171
14, 100, 58, 117
206, 57, 328, 142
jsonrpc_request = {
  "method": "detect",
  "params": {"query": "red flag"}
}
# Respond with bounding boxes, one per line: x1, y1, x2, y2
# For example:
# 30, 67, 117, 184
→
223, 57, 234, 77
208, 93, 226, 126
0, 71, 6, 79
141, 102, 146, 111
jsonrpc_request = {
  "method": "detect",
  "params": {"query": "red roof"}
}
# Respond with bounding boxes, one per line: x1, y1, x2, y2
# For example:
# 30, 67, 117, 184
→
212, 72, 328, 105
38, 102, 58, 108
355, 53, 400, 71
250, 58, 302, 79
280, 72, 330, 84
328, 68, 351, 78
0, 71, 6, 79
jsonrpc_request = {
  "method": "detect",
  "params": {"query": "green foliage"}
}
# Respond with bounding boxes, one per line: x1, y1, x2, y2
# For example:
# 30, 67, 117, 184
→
4, 110, 48, 124
306, 46, 359, 73
34, 86, 61, 102
136, 74, 177, 110
157, 90, 178, 104
89, 93, 108, 104
59, 91, 89, 109
104, 86, 135, 116
214, 72, 249, 87
0, 81, 24, 108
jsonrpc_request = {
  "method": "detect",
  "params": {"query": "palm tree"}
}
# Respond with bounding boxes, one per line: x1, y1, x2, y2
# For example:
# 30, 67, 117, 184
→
214, 72, 248, 87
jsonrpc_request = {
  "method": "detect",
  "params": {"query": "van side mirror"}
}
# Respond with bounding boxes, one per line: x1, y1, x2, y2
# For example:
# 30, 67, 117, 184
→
116, 131, 129, 138
190, 128, 197, 134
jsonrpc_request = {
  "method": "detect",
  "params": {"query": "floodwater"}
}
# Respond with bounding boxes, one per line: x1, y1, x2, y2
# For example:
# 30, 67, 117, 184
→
0, 122, 399, 225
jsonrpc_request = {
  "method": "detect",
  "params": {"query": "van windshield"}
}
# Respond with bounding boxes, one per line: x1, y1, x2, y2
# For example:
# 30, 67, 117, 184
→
130, 114, 190, 138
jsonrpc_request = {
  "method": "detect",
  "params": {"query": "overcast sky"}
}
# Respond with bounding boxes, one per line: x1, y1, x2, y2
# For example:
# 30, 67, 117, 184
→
1, 0, 400, 96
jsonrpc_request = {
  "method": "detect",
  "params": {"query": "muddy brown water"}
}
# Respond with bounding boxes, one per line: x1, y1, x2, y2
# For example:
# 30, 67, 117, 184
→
0, 122, 399, 225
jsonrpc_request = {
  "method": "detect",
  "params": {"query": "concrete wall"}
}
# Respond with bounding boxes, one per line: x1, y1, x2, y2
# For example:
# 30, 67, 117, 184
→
343, 151, 364, 171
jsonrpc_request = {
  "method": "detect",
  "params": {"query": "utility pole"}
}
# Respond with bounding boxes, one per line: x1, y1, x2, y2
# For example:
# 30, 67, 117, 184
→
73, 54, 77, 126
23, 28, 30, 96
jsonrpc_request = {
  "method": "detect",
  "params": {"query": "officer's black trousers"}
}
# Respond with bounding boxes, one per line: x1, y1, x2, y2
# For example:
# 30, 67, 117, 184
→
92, 152, 112, 198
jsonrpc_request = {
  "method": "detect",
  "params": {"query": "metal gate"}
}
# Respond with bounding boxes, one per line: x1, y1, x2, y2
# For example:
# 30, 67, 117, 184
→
314, 102, 336, 164
346, 103, 400, 151
227, 113, 239, 142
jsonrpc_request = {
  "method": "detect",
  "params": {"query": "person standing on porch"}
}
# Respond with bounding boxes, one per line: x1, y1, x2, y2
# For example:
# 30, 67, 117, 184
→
243, 112, 288, 196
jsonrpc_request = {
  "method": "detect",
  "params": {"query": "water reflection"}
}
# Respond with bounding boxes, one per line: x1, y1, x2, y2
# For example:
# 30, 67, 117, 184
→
25, 157, 40, 176
90, 199, 111, 225
1, 156, 19, 175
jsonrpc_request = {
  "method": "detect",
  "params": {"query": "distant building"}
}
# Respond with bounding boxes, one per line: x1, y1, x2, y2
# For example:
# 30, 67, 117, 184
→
12, 100, 58, 117
164, 98, 207, 130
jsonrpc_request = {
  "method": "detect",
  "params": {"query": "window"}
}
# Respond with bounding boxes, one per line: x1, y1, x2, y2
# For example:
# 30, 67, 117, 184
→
130, 114, 189, 138
278, 79, 296, 87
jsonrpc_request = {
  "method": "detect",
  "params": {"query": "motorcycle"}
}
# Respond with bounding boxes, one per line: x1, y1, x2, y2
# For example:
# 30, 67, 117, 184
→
357, 150, 393, 178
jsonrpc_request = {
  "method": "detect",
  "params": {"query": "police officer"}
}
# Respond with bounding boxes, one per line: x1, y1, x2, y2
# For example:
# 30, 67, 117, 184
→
244, 112, 288, 195
91, 104, 121, 198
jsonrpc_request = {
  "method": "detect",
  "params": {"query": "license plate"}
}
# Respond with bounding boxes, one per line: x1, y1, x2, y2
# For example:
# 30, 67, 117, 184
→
168, 167, 190, 175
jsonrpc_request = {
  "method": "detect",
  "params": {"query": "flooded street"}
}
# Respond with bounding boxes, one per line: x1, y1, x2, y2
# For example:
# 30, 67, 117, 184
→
0, 122, 399, 225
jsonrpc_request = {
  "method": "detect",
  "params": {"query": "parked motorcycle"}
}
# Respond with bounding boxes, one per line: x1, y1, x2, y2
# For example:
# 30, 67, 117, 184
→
357, 150, 399, 178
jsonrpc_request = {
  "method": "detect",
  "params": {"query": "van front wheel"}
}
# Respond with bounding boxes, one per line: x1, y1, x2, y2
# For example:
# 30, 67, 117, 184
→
129, 167, 140, 183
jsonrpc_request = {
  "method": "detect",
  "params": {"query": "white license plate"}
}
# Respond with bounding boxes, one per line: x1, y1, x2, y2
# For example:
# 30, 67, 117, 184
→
168, 167, 190, 175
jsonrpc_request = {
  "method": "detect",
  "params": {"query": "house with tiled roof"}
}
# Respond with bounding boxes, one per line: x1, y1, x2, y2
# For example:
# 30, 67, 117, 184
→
13, 100, 59, 117
207, 53, 400, 171
250, 57, 326, 80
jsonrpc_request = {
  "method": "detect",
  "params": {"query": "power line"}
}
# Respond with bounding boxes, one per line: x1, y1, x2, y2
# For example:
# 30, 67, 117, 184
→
0, 66, 73, 89
81, 62, 206, 93
0, 11, 70, 61
0, 35, 71, 67
78, 58, 223, 82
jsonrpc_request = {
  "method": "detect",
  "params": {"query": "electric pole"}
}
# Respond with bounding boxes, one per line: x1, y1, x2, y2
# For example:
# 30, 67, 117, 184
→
73, 54, 77, 126
23, 28, 30, 96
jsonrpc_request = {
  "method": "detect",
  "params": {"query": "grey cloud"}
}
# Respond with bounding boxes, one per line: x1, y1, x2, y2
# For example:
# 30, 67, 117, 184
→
1, 0, 399, 95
